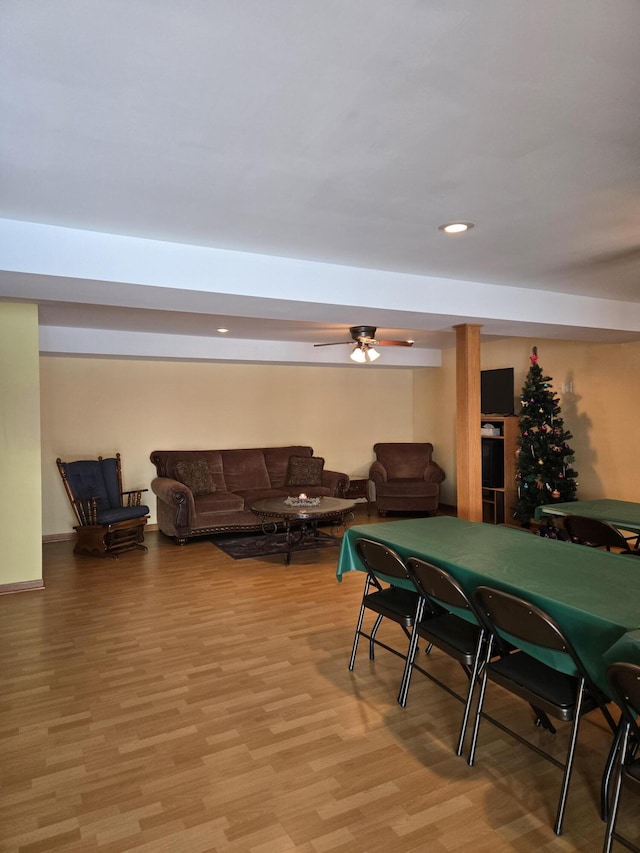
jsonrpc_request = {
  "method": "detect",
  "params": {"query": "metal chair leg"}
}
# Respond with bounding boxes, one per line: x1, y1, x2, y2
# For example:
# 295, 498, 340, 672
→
602, 722, 630, 853
533, 706, 557, 734
601, 721, 625, 822
397, 598, 425, 707
467, 635, 493, 767
368, 614, 384, 659
348, 601, 367, 670
553, 680, 585, 835
456, 631, 485, 757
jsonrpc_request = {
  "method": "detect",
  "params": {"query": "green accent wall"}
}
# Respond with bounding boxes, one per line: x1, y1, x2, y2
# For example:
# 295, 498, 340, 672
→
0, 303, 42, 586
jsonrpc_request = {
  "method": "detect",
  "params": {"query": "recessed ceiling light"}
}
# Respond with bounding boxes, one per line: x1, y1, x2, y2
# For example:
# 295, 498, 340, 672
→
217, 328, 229, 333
438, 222, 475, 234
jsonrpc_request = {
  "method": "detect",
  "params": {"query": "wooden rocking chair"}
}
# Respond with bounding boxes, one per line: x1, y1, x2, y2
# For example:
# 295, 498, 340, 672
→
56, 454, 149, 557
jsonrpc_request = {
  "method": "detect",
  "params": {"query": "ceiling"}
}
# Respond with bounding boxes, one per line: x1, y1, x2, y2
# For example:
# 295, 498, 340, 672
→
1, 1, 639, 366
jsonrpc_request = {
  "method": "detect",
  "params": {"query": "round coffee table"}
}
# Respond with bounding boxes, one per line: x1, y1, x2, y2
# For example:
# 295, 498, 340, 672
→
250, 496, 356, 565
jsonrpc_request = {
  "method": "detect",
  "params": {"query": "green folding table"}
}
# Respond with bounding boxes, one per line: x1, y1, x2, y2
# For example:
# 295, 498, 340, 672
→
534, 499, 640, 539
337, 515, 640, 695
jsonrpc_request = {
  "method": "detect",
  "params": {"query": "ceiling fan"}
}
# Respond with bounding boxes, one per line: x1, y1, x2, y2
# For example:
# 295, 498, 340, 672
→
314, 326, 414, 363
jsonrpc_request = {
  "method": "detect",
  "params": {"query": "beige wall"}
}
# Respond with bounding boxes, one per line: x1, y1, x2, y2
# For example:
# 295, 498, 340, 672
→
36, 336, 640, 539
412, 363, 456, 506
421, 338, 640, 511
0, 304, 42, 585
41, 357, 417, 536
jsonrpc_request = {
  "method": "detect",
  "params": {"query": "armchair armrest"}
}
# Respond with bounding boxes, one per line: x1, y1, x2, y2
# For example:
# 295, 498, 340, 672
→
151, 477, 194, 510
423, 461, 446, 484
322, 469, 350, 497
151, 477, 196, 532
121, 488, 149, 507
368, 460, 388, 485
73, 496, 99, 526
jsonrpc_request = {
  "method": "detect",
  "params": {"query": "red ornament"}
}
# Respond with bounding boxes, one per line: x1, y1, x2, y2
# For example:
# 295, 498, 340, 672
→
530, 346, 538, 365
552, 489, 560, 499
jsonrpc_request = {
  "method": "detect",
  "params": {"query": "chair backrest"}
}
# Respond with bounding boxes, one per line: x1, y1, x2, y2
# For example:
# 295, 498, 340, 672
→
373, 443, 434, 479
355, 537, 410, 583
606, 662, 640, 740
474, 585, 578, 658
563, 515, 630, 551
406, 556, 477, 618
57, 455, 122, 511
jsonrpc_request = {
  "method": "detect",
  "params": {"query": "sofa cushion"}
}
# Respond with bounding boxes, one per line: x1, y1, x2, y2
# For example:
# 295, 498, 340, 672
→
174, 458, 215, 496
285, 455, 325, 486
379, 478, 439, 497
222, 449, 271, 491
263, 446, 313, 487
194, 491, 244, 514
235, 488, 290, 506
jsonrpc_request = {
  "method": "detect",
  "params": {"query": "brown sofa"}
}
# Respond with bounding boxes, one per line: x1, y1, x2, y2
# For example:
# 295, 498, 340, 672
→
369, 442, 445, 516
150, 446, 350, 543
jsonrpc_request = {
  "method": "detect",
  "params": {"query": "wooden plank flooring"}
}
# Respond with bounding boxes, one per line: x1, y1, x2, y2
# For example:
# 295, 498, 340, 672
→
1, 507, 637, 852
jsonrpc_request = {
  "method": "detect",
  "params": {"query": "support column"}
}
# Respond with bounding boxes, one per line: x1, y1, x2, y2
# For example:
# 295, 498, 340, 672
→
454, 324, 482, 521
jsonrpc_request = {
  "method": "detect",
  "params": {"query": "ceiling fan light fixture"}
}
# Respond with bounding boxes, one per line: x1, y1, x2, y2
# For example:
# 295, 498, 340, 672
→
366, 346, 380, 362
350, 343, 380, 363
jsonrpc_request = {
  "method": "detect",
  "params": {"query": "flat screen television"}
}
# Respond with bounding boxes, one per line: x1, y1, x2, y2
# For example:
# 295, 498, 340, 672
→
481, 367, 515, 415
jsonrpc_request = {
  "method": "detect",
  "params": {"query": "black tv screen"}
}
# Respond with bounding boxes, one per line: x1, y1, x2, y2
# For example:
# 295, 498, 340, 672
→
481, 367, 515, 415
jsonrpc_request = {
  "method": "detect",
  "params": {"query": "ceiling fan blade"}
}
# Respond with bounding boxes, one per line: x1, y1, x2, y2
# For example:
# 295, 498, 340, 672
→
313, 326, 414, 348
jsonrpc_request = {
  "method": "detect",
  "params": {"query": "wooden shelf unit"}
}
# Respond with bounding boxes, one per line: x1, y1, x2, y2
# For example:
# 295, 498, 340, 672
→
480, 415, 519, 525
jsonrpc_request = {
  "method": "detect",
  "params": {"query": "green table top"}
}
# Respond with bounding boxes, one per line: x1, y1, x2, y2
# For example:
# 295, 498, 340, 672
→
602, 629, 640, 670
534, 498, 640, 535
336, 516, 640, 694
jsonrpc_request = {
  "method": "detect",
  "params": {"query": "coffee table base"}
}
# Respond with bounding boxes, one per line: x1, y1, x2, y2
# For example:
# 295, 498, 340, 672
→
251, 498, 356, 565
260, 518, 349, 565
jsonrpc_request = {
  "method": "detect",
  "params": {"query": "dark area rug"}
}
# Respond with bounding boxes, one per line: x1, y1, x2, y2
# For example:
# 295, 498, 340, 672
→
212, 530, 340, 560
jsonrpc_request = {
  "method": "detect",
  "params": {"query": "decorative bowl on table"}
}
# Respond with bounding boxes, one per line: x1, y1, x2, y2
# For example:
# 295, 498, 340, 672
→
284, 495, 321, 508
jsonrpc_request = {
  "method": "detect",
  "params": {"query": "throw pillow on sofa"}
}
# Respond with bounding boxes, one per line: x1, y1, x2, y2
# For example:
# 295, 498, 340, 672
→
174, 458, 215, 496
285, 455, 325, 486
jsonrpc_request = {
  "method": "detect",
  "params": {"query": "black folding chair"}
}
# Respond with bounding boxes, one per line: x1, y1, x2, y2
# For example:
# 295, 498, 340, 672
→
602, 662, 640, 853
399, 557, 487, 756
348, 538, 420, 700
563, 515, 640, 555
469, 585, 617, 836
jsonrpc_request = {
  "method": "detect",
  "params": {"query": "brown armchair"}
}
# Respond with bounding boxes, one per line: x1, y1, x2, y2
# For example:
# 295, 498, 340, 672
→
369, 442, 445, 516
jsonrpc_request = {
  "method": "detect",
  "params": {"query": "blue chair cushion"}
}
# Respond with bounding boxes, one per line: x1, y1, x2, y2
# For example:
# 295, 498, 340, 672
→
100, 457, 123, 508
96, 506, 149, 524
65, 459, 112, 508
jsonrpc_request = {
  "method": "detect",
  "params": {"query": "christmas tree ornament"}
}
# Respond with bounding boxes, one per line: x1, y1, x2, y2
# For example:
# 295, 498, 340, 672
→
552, 489, 560, 498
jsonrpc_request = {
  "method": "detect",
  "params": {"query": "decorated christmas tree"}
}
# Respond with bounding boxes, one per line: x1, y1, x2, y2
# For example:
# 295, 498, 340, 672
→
513, 347, 578, 525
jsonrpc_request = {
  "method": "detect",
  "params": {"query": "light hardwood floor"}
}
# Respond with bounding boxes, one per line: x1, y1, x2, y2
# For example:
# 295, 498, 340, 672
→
1, 507, 637, 852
